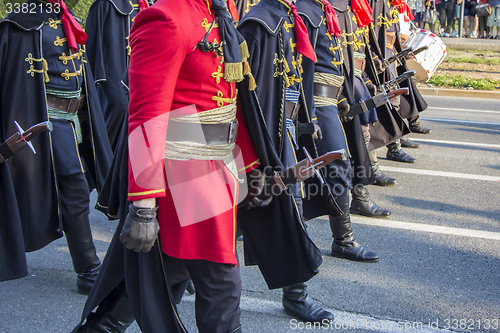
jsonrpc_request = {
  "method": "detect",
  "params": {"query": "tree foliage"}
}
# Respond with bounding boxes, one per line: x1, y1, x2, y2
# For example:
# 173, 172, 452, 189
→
0, 0, 94, 26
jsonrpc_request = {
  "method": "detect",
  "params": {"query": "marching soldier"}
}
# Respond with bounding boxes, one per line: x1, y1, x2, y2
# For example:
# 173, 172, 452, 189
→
391, 0, 431, 136
85, 0, 150, 150
295, 0, 381, 259
237, 0, 336, 322
74, 0, 325, 331
77, 0, 258, 330
0, 0, 112, 292
367, 0, 428, 162
325, 0, 393, 218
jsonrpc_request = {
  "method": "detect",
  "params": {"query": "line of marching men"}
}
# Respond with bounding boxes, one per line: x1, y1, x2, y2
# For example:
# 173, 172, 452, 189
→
0, 0, 430, 331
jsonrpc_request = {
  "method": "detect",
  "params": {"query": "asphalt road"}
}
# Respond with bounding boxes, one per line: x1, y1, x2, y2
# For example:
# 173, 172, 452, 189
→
1, 95, 499, 333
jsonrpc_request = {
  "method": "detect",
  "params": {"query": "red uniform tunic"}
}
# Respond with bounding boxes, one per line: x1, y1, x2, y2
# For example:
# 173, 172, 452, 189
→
127, 0, 259, 265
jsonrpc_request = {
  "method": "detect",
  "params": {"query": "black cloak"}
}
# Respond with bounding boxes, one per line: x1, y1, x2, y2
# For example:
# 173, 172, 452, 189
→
0, 12, 112, 282
237, 0, 324, 289
326, 0, 375, 186
85, 0, 140, 151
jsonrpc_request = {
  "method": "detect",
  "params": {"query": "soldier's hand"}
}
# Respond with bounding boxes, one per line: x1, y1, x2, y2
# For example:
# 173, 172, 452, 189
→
337, 101, 350, 118
312, 123, 323, 140
374, 58, 385, 74
366, 82, 377, 96
120, 204, 159, 253
240, 168, 273, 208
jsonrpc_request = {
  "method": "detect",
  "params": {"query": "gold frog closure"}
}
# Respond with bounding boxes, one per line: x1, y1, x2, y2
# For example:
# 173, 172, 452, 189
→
25, 53, 49, 82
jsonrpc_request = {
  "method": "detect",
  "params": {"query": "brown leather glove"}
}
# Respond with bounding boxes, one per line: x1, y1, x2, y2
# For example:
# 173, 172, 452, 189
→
366, 82, 377, 96
119, 204, 159, 253
373, 57, 385, 74
240, 168, 273, 208
337, 101, 351, 118
312, 123, 323, 140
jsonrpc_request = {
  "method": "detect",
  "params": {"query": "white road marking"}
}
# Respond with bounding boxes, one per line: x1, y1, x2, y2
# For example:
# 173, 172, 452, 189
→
381, 166, 500, 182
181, 294, 454, 332
427, 106, 500, 114
410, 138, 500, 149
352, 217, 500, 241
419, 117, 500, 126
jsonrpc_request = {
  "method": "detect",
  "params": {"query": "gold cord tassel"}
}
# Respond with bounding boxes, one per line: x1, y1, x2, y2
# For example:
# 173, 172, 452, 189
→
239, 40, 250, 61
243, 60, 257, 90
224, 62, 244, 82
247, 72, 257, 91
243, 59, 251, 75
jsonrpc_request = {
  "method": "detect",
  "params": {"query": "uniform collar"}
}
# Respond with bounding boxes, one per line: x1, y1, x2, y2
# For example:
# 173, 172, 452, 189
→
2, 0, 48, 31
296, 0, 325, 28
106, 0, 135, 15
238, 0, 292, 35
329, 0, 350, 12
271, 0, 293, 14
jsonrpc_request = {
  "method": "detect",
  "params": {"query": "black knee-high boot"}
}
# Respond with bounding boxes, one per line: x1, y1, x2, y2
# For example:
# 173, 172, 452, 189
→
369, 149, 397, 186
282, 282, 334, 322
330, 191, 379, 262
350, 184, 391, 218
64, 210, 101, 294
386, 139, 416, 163
282, 197, 334, 322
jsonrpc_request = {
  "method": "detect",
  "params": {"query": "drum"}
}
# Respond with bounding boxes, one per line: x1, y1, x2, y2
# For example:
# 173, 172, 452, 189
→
403, 29, 447, 82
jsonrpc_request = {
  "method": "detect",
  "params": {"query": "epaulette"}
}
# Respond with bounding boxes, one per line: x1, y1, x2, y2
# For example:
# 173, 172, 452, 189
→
238, 4, 287, 36
297, 0, 324, 29
329, 0, 350, 13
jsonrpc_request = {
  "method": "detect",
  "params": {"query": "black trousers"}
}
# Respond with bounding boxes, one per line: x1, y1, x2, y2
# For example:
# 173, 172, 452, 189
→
166, 255, 242, 333
57, 173, 90, 230
124, 246, 242, 333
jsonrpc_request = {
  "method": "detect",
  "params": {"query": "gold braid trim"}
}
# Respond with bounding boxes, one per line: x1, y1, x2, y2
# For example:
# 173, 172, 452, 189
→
212, 91, 236, 107
272, 53, 292, 87
283, 21, 295, 33
202, 18, 219, 33
25, 53, 49, 83
61, 64, 83, 80
59, 49, 84, 65
314, 95, 338, 108
48, 18, 61, 29
205, 0, 211, 15
313, 72, 344, 87
245, 1, 257, 13
164, 103, 241, 180
54, 36, 67, 47
287, 74, 302, 84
